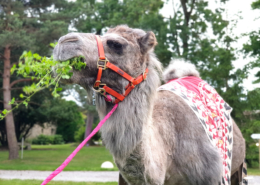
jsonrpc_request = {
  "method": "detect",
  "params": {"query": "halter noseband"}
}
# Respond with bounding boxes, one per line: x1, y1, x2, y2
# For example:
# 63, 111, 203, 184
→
93, 35, 148, 104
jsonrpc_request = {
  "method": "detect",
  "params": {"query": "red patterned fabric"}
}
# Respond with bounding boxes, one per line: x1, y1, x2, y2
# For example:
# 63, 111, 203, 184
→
158, 76, 233, 185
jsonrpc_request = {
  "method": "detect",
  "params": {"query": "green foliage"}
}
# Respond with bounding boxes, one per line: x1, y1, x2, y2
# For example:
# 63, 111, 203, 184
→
32, 134, 64, 145
243, 30, 260, 84
0, 0, 257, 165
241, 89, 260, 167
243, 1, 260, 83
74, 119, 101, 143
38, 99, 85, 143
0, 144, 117, 171
252, 0, 260, 9
243, 31, 260, 58
169, 0, 250, 125
0, 0, 77, 54
241, 120, 260, 167
0, 0, 80, 152
73, 0, 171, 65
241, 1, 260, 166
74, 125, 86, 143
65, 85, 100, 144
13, 50, 86, 97
168, 0, 229, 59
0, 51, 86, 120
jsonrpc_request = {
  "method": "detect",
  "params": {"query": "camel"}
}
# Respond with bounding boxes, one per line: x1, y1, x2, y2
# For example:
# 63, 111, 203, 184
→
53, 25, 246, 185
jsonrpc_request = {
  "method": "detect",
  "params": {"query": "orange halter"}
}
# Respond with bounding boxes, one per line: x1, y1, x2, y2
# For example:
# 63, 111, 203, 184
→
93, 35, 148, 104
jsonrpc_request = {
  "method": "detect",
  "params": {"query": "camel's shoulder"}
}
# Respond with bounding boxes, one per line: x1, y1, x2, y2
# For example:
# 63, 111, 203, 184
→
154, 90, 191, 111
153, 90, 200, 126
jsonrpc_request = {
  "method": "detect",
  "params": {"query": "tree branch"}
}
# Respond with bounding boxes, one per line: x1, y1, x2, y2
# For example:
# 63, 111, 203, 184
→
10, 79, 34, 87
174, 32, 181, 56
180, 0, 189, 25
180, 0, 196, 26
11, 60, 24, 69
172, 0, 176, 16
0, 100, 41, 106
190, 0, 196, 16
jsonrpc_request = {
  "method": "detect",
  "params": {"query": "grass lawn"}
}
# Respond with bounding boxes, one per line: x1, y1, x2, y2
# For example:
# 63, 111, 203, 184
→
248, 168, 260, 176
0, 179, 117, 185
0, 144, 118, 171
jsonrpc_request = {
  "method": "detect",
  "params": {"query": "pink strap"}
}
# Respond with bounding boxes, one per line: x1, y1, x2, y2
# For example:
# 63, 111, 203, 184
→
41, 104, 118, 185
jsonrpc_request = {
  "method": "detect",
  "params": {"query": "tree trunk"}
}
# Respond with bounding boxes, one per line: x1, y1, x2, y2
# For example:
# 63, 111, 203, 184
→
3, 45, 19, 159
180, 0, 196, 58
84, 112, 94, 146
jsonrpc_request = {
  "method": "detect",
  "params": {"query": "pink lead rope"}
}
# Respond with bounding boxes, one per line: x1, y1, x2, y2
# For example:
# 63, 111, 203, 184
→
41, 102, 118, 185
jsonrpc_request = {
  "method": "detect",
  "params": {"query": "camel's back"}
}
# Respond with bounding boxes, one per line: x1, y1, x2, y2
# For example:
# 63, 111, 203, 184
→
153, 90, 223, 185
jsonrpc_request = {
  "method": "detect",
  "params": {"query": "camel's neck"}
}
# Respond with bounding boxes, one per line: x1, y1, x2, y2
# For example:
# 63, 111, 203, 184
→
96, 61, 161, 159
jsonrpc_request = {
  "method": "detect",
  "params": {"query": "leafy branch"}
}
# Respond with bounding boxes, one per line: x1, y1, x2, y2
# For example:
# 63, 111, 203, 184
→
0, 46, 86, 120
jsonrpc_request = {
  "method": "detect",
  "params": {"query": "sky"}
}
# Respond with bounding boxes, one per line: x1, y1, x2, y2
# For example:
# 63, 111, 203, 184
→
64, 0, 260, 102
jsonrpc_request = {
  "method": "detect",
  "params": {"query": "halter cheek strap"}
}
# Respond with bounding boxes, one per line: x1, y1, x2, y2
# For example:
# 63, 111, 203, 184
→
94, 35, 148, 104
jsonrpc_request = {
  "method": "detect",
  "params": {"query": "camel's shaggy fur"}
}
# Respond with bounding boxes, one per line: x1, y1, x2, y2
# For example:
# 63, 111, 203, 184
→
53, 25, 246, 185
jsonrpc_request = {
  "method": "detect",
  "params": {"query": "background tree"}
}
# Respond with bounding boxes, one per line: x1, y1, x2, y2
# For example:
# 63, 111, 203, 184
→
0, 0, 76, 159
73, 0, 172, 65
0, 88, 51, 147
241, 0, 260, 167
243, 0, 260, 83
64, 85, 99, 146
241, 89, 260, 167
0, 0, 257, 165
37, 98, 85, 143
166, 0, 249, 125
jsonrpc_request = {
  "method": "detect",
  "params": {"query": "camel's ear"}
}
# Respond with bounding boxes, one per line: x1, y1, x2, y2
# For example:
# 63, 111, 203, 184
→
138, 31, 157, 54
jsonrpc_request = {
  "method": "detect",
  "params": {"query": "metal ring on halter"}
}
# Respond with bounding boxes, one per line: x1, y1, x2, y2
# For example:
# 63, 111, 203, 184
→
92, 84, 108, 99
93, 80, 101, 88
97, 58, 108, 70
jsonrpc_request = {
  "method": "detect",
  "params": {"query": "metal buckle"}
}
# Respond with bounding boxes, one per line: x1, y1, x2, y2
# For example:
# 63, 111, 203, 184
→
99, 88, 107, 97
93, 80, 101, 88
143, 71, 147, 81
92, 84, 107, 98
97, 58, 108, 70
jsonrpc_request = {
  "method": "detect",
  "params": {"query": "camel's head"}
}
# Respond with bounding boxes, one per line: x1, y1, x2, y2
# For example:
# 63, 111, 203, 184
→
53, 25, 157, 97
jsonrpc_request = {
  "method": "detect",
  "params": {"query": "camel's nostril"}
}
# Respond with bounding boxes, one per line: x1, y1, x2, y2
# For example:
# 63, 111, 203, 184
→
61, 38, 79, 43
59, 34, 79, 44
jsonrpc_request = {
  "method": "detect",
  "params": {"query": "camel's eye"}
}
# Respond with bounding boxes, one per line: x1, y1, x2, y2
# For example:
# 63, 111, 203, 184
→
107, 40, 123, 51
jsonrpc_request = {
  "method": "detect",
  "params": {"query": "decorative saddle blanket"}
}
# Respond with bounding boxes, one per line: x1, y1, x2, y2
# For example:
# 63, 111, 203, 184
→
158, 76, 233, 185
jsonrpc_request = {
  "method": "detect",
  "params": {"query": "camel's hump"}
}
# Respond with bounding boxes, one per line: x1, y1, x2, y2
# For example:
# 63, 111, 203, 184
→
163, 59, 200, 82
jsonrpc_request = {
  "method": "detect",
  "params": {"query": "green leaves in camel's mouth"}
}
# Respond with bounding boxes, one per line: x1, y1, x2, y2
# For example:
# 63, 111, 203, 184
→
56, 55, 86, 79
0, 51, 86, 120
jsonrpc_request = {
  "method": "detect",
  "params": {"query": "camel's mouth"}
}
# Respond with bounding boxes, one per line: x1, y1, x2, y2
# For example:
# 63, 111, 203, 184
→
55, 56, 86, 71
52, 56, 87, 83
59, 56, 86, 66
